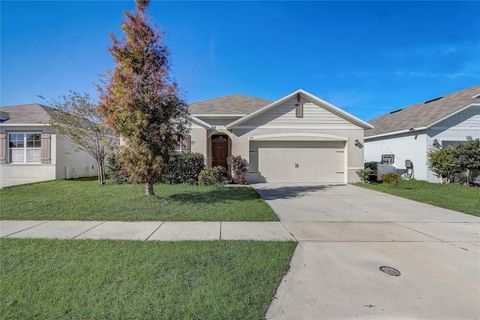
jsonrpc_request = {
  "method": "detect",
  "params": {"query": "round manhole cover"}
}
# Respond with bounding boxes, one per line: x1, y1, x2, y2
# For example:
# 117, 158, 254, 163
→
379, 266, 401, 276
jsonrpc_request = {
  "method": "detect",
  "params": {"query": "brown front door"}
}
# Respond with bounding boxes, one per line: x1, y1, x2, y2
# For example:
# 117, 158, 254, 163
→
212, 135, 228, 168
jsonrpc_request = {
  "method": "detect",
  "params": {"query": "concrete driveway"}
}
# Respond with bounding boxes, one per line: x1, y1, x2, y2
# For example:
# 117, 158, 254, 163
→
254, 183, 480, 320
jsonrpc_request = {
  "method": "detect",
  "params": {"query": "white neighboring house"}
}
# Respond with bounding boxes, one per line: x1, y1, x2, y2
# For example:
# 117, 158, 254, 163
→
0, 104, 98, 188
186, 89, 373, 184
365, 85, 480, 182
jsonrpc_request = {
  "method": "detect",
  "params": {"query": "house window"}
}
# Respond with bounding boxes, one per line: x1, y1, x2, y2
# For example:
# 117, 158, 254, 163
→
8, 133, 41, 164
173, 142, 182, 153
442, 140, 467, 148
381, 154, 395, 164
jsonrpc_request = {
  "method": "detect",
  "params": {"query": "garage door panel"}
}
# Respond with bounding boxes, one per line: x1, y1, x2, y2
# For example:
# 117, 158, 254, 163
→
250, 141, 345, 183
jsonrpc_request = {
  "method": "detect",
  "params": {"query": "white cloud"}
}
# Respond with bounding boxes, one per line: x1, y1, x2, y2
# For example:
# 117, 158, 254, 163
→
394, 70, 480, 79
383, 42, 468, 59
313, 41, 480, 80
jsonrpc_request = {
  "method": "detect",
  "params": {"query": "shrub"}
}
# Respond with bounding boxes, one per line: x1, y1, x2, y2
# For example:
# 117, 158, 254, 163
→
364, 161, 378, 182
427, 146, 459, 183
228, 155, 248, 184
161, 152, 205, 184
428, 137, 480, 185
455, 137, 480, 184
198, 166, 230, 185
356, 168, 375, 183
472, 169, 480, 186
451, 170, 469, 185
107, 153, 131, 184
382, 172, 402, 185
364, 161, 378, 172
109, 152, 205, 185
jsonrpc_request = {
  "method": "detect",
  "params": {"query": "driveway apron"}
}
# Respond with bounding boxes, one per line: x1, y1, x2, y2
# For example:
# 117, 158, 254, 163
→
254, 183, 480, 320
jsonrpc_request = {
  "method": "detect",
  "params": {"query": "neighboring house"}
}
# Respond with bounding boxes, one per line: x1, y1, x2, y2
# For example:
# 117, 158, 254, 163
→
186, 89, 373, 184
0, 104, 97, 187
364, 85, 480, 182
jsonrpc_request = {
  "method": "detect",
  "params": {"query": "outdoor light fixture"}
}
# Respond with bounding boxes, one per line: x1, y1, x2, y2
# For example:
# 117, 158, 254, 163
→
354, 139, 362, 147
433, 139, 441, 148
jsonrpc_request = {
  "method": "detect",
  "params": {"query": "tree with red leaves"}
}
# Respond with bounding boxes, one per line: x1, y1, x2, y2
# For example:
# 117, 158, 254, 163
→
99, 0, 189, 195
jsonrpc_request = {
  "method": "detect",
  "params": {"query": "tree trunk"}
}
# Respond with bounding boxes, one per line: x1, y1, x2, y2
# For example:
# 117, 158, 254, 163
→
101, 163, 105, 184
145, 181, 155, 196
100, 159, 105, 185
96, 159, 102, 184
97, 158, 106, 185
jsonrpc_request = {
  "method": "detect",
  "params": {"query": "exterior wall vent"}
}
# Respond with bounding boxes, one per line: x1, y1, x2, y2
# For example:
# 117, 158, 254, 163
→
0, 111, 10, 122
295, 93, 303, 118
424, 96, 443, 104
389, 108, 403, 114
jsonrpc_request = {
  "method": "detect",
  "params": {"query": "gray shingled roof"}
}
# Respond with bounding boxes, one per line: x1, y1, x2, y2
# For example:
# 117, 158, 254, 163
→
0, 104, 53, 125
366, 85, 480, 137
188, 94, 272, 115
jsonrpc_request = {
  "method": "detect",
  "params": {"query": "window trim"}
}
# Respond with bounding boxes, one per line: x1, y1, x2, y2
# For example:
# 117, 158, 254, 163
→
8, 132, 42, 164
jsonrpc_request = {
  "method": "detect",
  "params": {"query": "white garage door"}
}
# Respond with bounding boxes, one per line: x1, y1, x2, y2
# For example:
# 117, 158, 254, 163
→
249, 141, 345, 183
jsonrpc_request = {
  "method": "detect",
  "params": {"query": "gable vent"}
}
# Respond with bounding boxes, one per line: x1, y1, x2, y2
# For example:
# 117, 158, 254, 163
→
424, 96, 443, 104
295, 93, 303, 117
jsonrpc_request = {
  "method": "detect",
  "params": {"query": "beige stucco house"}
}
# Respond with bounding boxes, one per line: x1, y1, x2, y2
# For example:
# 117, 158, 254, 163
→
0, 104, 97, 187
186, 89, 373, 184
1, 90, 373, 187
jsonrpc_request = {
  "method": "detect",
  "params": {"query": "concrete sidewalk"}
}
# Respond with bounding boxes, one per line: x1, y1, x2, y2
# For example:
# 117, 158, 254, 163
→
0, 220, 295, 241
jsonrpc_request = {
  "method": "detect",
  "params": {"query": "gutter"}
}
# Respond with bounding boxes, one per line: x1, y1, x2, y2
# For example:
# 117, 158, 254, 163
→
192, 114, 246, 118
365, 127, 427, 140
0, 123, 50, 127
189, 115, 214, 129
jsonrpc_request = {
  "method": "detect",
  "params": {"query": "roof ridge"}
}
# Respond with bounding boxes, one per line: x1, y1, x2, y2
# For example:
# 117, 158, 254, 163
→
189, 93, 271, 105
188, 93, 273, 115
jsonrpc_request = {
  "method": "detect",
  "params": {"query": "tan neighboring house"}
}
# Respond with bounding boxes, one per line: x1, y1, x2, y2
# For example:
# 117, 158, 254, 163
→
0, 104, 97, 188
186, 89, 373, 184
365, 85, 480, 182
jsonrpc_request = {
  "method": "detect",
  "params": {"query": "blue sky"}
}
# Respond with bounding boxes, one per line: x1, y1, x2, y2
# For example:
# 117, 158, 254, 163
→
1, 1, 479, 120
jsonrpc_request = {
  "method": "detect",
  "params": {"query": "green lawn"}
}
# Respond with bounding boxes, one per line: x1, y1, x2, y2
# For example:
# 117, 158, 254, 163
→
356, 180, 480, 217
0, 239, 295, 320
0, 179, 277, 221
